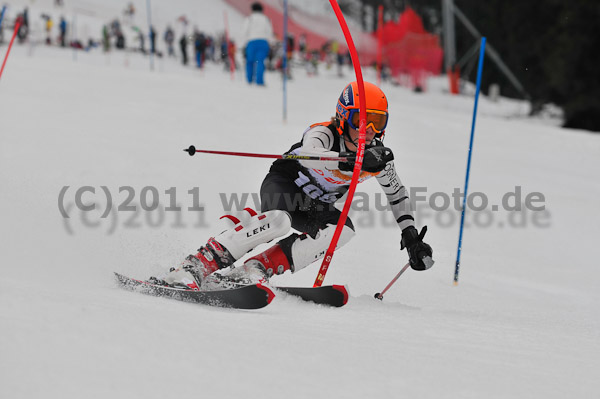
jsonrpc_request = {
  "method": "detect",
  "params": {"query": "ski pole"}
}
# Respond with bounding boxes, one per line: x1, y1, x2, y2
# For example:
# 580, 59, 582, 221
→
184, 145, 351, 162
374, 262, 410, 300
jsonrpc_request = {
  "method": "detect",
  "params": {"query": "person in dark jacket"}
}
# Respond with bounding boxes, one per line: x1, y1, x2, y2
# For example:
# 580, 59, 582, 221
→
179, 34, 188, 65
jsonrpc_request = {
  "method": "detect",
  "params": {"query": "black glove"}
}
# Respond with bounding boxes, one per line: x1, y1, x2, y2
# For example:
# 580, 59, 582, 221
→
401, 226, 434, 271
339, 146, 394, 173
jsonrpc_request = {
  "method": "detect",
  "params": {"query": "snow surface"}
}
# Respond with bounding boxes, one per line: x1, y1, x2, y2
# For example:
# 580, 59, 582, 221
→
1, 2, 600, 399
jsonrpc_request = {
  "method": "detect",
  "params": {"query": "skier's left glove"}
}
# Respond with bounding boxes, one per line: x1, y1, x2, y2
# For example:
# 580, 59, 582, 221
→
401, 226, 434, 271
339, 146, 394, 173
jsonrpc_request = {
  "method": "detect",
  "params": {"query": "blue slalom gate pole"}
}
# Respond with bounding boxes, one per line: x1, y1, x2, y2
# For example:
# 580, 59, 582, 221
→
454, 37, 486, 285
0, 6, 7, 30
282, 0, 288, 122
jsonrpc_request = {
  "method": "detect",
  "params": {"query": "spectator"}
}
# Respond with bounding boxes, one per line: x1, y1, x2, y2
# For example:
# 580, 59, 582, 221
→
149, 26, 156, 54
164, 26, 175, 57
86, 38, 99, 51
241, 2, 273, 85
43, 15, 53, 45
193, 30, 206, 68
59, 17, 67, 47
131, 26, 145, 53
220, 35, 228, 63
23, 7, 28, 28
284, 34, 294, 79
124, 2, 135, 23
115, 30, 126, 49
102, 25, 110, 52
298, 33, 306, 56
17, 7, 29, 43
206, 35, 215, 62
179, 33, 188, 65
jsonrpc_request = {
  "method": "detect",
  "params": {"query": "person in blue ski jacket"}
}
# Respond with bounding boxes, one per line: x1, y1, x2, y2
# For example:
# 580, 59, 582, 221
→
241, 2, 273, 85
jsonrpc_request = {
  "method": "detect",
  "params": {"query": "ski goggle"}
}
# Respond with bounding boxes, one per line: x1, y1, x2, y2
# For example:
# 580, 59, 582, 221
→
346, 109, 389, 134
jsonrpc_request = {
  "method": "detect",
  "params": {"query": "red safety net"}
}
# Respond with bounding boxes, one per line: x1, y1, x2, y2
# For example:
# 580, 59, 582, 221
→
222, 1, 440, 86
377, 7, 443, 91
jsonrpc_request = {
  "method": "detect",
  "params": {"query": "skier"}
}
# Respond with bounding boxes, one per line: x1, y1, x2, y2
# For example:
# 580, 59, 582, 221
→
154, 81, 433, 290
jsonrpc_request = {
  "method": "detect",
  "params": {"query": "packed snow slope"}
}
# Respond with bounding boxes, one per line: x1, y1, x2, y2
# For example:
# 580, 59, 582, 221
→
1, 3, 600, 399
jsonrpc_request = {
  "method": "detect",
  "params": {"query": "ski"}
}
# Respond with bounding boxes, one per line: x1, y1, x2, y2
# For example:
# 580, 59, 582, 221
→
114, 273, 275, 310
275, 285, 349, 307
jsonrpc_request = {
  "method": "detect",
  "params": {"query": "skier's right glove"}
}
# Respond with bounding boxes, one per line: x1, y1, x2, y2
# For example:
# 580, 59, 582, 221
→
401, 226, 434, 271
339, 146, 394, 173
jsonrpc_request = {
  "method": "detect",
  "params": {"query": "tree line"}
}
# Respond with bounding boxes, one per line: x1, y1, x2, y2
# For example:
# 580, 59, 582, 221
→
352, 0, 600, 132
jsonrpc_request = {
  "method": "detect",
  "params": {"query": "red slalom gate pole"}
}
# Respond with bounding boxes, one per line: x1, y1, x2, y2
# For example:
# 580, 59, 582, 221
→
223, 11, 234, 80
314, 1, 367, 287
0, 18, 22, 82
376, 5, 383, 86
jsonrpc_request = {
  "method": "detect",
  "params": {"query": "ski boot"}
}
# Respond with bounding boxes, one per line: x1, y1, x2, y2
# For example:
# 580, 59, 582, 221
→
150, 237, 235, 290
203, 243, 293, 290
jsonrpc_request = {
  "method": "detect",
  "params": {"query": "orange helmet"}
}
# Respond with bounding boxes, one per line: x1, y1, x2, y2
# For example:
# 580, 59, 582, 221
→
335, 81, 389, 139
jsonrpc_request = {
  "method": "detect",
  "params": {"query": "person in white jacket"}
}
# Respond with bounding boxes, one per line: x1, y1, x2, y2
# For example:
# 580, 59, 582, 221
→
241, 2, 273, 85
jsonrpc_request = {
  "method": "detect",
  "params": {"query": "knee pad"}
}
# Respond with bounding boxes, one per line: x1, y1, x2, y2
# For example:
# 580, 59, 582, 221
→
215, 208, 292, 261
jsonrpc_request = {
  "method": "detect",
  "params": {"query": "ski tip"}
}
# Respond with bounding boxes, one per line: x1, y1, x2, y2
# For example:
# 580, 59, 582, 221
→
114, 272, 147, 288
258, 284, 276, 304
332, 284, 349, 306
114, 272, 126, 284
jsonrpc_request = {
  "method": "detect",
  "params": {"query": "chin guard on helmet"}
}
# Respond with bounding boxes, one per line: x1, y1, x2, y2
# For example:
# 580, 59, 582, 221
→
333, 115, 353, 145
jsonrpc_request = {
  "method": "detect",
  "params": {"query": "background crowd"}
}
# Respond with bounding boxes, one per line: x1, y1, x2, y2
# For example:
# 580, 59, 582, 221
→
0, 1, 361, 84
